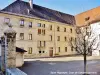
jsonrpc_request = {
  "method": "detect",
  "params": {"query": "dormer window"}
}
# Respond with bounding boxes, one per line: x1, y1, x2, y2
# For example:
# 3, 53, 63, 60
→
20, 19, 24, 27
85, 17, 90, 21
4, 18, 10, 24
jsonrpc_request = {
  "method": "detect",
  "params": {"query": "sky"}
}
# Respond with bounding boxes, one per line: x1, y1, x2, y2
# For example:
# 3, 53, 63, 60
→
0, 0, 100, 15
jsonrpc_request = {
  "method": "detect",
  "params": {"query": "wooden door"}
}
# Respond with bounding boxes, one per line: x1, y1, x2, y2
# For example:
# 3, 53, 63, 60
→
49, 50, 53, 57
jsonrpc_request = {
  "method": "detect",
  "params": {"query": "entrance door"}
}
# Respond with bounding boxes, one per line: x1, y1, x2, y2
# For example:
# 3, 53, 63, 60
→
49, 50, 53, 57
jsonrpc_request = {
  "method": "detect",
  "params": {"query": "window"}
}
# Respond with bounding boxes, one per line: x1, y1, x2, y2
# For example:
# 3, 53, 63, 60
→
50, 35, 52, 41
4, 18, 10, 24
71, 47, 73, 51
70, 28, 72, 33
38, 29, 41, 34
71, 37, 73, 41
64, 37, 67, 41
20, 33, 24, 40
58, 47, 60, 52
50, 25, 52, 30
64, 28, 66, 32
85, 17, 90, 21
38, 23, 41, 27
28, 47, 32, 54
57, 26, 60, 31
44, 41, 46, 47
76, 47, 77, 51
65, 47, 67, 52
75, 38, 76, 42
20, 19, 24, 27
42, 29, 45, 35
42, 24, 45, 28
44, 30, 45, 35
29, 22, 32, 28
37, 41, 42, 47
40, 41, 41, 47
57, 36, 60, 41
28, 34, 32, 40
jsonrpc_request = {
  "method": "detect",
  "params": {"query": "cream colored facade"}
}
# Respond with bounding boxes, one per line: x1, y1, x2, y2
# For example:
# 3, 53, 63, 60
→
0, 11, 76, 58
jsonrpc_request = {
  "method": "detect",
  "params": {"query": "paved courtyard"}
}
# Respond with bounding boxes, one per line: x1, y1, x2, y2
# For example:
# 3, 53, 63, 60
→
19, 60, 100, 75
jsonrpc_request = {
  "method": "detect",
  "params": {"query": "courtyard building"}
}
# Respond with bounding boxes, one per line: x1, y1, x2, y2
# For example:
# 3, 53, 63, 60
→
0, 0, 76, 58
75, 6, 100, 56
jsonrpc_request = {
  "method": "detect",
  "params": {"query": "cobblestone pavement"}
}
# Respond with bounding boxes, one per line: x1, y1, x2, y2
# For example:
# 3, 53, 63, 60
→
19, 60, 100, 75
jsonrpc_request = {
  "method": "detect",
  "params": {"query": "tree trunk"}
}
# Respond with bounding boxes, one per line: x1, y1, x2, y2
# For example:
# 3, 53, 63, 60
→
84, 53, 87, 75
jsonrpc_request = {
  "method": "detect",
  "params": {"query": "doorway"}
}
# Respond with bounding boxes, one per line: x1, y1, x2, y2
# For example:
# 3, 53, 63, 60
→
49, 50, 53, 57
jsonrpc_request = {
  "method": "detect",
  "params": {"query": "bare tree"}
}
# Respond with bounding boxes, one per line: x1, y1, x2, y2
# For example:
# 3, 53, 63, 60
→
68, 25, 100, 75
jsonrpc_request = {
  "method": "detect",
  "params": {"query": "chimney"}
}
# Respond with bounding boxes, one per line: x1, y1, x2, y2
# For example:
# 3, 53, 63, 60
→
29, 0, 33, 9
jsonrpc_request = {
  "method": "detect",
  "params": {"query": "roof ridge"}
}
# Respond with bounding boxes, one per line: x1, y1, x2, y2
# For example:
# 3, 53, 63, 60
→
2, 0, 75, 25
33, 3, 74, 16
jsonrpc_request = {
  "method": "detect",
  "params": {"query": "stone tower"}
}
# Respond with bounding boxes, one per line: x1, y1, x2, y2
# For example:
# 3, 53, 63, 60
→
1, 27, 16, 71
4, 27, 16, 68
